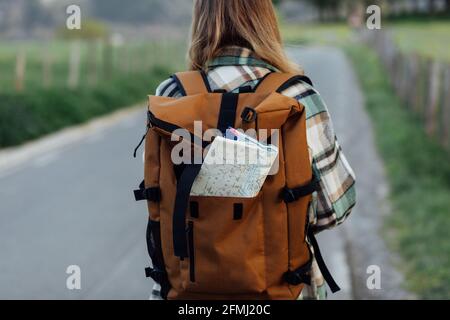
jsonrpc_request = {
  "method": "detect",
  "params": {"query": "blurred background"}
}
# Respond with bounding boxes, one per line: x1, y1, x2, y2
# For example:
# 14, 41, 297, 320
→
0, 0, 448, 300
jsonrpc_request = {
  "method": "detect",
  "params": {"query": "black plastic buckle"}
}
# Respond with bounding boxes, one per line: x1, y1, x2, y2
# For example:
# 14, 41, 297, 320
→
283, 271, 311, 286
241, 107, 258, 123
145, 188, 161, 202
134, 189, 145, 201
238, 86, 253, 93
134, 187, 161, 202
282, 188, 297, 204
145, 267, 166, 284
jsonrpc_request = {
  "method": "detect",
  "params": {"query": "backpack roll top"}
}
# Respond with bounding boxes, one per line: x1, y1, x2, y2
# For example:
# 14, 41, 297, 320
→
136, 71, 338, 300
147, 89, 304, 143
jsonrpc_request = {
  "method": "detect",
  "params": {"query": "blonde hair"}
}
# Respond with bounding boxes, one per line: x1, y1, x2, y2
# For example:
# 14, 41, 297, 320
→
188, 0, 300, 74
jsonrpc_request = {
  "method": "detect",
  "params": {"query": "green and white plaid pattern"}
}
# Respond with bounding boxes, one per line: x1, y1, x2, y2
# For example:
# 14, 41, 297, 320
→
152, 46, 356, 300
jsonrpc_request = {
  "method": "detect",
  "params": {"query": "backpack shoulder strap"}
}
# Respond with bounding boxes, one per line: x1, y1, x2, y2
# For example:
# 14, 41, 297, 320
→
255, 72, 314, 95
172, 71, 212, 96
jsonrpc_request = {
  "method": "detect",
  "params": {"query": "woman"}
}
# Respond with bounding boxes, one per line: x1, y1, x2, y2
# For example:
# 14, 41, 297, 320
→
150, 0, 356, 300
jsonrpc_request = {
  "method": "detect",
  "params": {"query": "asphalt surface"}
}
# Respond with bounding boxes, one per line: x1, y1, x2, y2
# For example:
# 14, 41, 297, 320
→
289, 46, 411, 299
0, 46, 409, 299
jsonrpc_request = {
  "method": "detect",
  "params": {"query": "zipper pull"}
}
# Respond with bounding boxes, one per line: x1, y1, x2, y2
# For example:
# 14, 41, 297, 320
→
133, 125, 150, 158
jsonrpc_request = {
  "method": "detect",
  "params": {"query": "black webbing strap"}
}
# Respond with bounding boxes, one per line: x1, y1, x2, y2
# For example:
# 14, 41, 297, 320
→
171, 71, 211, 96
145, 220, 171, 299
276, 75, 314, 93
282, 174, 320, 203
200, 70, 212, 93
147, 111, 211, 149
171, 74, 187, 96
134, 180, 161, 202
217, 93, 239, 135
172, 164, 202, 258
284, 245, 313, 286
308, 229, 341, 293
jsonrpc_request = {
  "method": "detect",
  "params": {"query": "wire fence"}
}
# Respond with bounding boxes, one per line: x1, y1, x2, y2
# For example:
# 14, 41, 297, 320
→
362, 30, 450, 150
0, 39, 185, 93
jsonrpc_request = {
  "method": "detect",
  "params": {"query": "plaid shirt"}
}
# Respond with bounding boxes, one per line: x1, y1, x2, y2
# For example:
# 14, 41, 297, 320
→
151, 46, 356, 300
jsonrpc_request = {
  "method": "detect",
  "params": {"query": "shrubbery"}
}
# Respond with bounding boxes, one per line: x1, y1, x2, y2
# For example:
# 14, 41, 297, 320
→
0, 66, 169, 148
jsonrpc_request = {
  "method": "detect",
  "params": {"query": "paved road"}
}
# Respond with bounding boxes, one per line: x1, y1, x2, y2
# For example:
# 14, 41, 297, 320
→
0, 46, 409, 299
0, 111, 150, 299
289, 46, 411, 299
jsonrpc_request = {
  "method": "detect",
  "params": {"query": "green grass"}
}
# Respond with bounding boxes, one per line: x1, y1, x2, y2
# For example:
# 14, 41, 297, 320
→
0, 40, 186, 148
346, 44, 450, 299
0, 40, 185, 92
281, 23, 351, 46
281, 20, 450, 63
0, 66, 170, 148
280, 18, 450, 299
389, 21, 450, 63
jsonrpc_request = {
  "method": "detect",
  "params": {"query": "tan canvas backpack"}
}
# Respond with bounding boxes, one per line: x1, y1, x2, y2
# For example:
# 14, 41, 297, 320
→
133, 71, 339, 300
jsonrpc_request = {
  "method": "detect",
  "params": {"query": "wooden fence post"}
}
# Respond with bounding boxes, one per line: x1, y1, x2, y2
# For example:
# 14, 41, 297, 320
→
103, 39, 113, 78
440, 65, 450, 149
419, 58, 433, 122
407, 54, 419, 111
68, 41, 81, 89
400, 53, 410, 104
393, 51, 403, 96
87, 41, 99, 86
371, 30, 450, 150
42, 46, 52, 89
15, 49, 27, 92
425, 60, 441, 138
122, 46, 130, 75
412, 55, 424, 115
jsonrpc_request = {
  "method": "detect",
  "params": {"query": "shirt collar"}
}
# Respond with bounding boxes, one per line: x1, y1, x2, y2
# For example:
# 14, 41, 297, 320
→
206, 46, 279, 72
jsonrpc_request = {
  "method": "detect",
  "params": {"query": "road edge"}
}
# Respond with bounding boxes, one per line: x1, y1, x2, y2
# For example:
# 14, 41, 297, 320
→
0, 104, 145, 175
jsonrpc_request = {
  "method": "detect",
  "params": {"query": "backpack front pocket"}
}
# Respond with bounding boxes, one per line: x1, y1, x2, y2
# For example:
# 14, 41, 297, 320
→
181, 192, 266, 294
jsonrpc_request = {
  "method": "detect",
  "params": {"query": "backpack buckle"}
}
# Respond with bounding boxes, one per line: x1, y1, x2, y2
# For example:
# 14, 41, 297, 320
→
283, 270, 311, 286
241, 107, 257, 123
145, 267, 166, 284
282, 188, 297, 203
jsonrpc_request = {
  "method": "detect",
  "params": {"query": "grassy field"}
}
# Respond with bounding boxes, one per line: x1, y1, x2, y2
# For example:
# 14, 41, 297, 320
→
346, 44, 450, 299
389, 21, 450, 63
281, 23, 352, 46
0, 40, 185, 92
282, 20, 450, 63
0, 40, 185, 148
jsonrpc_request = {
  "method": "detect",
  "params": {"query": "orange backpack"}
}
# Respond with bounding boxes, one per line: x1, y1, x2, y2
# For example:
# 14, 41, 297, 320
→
133, 71, 339, 299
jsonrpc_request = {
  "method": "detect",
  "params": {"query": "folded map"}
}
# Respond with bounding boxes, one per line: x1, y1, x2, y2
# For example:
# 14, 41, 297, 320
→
190, 134, 279, 198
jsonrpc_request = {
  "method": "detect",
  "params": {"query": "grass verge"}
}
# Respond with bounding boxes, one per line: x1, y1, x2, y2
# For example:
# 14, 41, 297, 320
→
389, 20, 450, 63
345, 44, 450, 299
281, 23, 351, 46
0, 66, 169, 148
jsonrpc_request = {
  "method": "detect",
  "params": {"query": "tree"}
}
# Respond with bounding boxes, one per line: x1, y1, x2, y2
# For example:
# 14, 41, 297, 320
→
272, 0, 282, 6
90, 0, 165, 25
303, 0, 343, 21
429, 0, 442, 13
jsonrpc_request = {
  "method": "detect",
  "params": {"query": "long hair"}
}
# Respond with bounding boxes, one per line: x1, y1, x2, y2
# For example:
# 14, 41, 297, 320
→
188, 0, 300, 73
